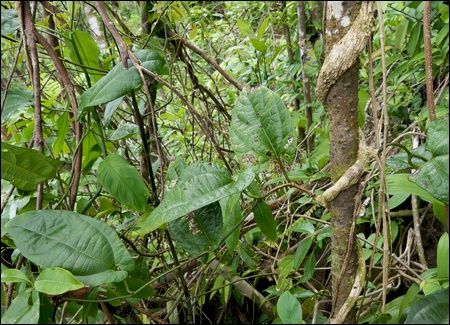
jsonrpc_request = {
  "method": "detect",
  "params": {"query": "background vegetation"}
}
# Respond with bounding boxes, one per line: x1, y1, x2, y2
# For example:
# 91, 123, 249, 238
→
1, 1, 448, 324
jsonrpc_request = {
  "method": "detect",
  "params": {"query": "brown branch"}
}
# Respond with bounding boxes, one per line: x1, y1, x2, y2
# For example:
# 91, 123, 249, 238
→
423, 1, 435, 121
138, 65, 233, 172
31, 25, 82, 210
94, 1, 129, 68
21, 1, 44, 208
167, 30, 243, 91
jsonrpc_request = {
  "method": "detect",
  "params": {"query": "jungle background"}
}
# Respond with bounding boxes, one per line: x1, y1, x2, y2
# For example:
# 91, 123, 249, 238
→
0, 1, 449, 324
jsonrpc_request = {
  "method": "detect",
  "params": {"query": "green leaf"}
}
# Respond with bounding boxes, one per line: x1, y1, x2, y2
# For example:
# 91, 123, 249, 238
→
1, 88, 33, 123
97, 154, 149, 211
1, 143, 60, 191
300, 253, 316, 283
249, 38, 267, 53
257, 16, 270, 40
103, 96, 123, 126
108, 123, 139, 141
5, 210, 134, 287
236, 19, 253, 37
398, 284, 421, 323
220, 193, 242, 253
1, 289, 39, 324
139, 163, 254, 233
293, 237, 313, 268
79, 49, 165, 112
34, 267, 84, 295
230, 87, 294, 161
253, 200, 277, 241
169, 202, 223, 256
67, 30, 102, 82
437, 232, 449, 280
53, 112, 70, 156
387, 174, 444, 206
1, 269, 31, 284
411, 117, 449, 205
81, 131, 101, 172
277, 291, 302, 324
405, 288, 449, 324
407, 23, 422, 57
1, 9, 19, 35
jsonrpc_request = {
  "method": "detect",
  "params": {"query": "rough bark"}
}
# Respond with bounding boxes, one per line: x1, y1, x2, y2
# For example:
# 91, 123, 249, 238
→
321, 2, 366, 322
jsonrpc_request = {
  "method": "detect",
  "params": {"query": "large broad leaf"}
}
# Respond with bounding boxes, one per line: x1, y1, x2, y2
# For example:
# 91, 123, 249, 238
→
169, 202, 223, 256
253, 200, 277, 241
34, 267, 84, 295
230, 86, 294, 161
79, 49, 165, 112
139, 163, 254, 233
411, 117, 449, 205
1, 289, 39, 324
1, 88, 34, 123
1, 143, 60, 191
405, 288, 449, 324
66, 30, 102, 83
387, 174, 444, 207
277, 291, 302, 324
97, 154, 149, 211
5, 210, 134, 286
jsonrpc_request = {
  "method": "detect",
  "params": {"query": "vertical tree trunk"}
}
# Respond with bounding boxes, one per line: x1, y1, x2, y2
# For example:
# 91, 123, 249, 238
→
318, 2, 371, 322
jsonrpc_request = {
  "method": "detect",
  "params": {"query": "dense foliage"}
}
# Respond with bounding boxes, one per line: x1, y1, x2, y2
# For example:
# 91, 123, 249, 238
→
1, 1, 448, 324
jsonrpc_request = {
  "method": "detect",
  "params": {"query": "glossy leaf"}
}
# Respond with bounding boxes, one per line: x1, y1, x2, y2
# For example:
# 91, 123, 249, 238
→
34, 267, 84, 295
230, 87, 294, 161
405, 288, 449, 324
97, 154, 149, 211
253, 200, 277, 241
1, 289, 39, 324
277, 291, 302, 324
5, 210, 134, 286
169, 202, 223, 256
79, 49, 165, 111
1, 143, 60, 191
139, 163, 254, 233
437, 232, 449, 279
1, 269, 31, 284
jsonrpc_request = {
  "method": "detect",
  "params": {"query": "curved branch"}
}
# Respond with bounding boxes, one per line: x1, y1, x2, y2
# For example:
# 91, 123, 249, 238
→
316, 2, 373, 103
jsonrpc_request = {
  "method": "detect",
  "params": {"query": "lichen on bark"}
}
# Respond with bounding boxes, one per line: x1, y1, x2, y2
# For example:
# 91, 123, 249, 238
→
316, 1, 373, 322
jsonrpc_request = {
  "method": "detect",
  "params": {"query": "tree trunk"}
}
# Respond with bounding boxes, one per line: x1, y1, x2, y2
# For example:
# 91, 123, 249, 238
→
322, 2, 363, 322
